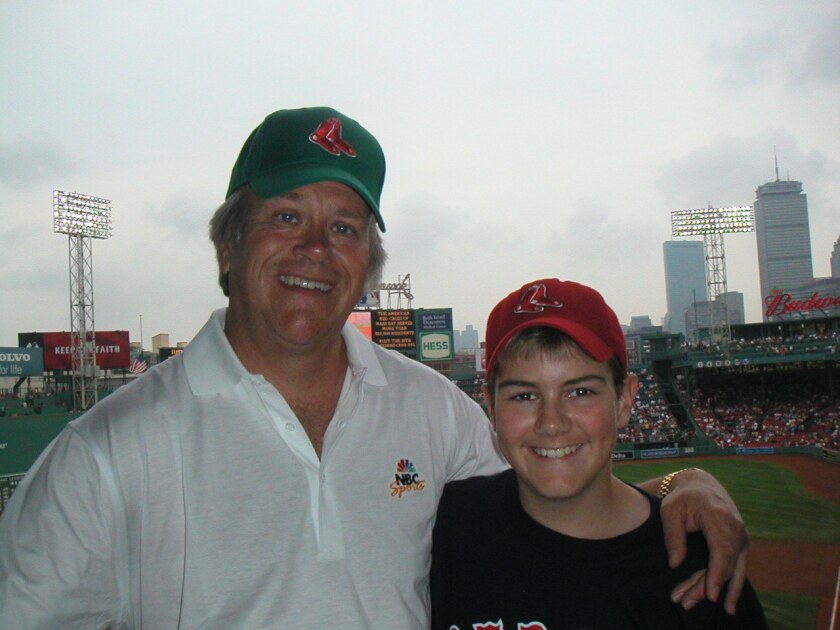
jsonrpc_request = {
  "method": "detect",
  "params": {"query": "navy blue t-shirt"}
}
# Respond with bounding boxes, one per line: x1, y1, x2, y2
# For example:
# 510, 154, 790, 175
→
431, 469, 767, 630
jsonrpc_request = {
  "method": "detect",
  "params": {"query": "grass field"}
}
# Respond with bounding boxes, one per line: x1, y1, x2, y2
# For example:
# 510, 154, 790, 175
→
614, 459, 840, 544
614, 458, 840, 630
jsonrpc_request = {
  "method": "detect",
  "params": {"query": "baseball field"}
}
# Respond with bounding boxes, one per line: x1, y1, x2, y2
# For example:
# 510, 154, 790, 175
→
614, 455, 840, 630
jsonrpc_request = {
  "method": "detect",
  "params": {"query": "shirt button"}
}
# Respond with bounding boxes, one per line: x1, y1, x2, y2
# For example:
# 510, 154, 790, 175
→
285, 422, 295, 431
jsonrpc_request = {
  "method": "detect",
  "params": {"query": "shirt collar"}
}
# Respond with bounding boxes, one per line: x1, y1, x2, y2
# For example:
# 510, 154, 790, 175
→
183, 309, 249, 395
184, 308, 389, 396
341, 319, 387, 386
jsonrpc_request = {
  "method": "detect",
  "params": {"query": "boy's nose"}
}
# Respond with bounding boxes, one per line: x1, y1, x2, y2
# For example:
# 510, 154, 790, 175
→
535, 402, 571, 436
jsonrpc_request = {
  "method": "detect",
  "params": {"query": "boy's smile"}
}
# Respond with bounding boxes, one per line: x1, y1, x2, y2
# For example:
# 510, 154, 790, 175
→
532, 444, 581, 458
489, 345, 638, 526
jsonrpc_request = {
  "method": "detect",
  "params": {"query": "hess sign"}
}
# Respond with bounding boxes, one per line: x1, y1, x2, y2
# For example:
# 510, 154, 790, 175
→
420, 332, 452, 361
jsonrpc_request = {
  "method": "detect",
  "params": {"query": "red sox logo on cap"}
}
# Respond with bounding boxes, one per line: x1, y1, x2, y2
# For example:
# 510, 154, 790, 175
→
514, 282, 564, 314
309, 117, 357, 157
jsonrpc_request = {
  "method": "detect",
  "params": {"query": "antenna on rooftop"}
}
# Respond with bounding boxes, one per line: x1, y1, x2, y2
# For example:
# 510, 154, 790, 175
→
774, 146, 780, 182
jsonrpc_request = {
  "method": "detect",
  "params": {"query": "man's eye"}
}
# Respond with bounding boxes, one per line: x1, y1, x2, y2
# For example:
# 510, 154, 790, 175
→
274, 212, 296, 223
569, 388, 593, 398
333, 223, 357, 235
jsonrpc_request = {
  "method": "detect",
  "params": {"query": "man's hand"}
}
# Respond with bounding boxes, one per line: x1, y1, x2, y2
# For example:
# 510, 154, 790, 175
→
656, 468, 748, 614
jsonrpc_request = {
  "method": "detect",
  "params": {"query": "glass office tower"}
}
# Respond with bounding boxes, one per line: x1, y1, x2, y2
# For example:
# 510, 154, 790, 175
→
754, 178, 814, 320
663, 240, 707, 339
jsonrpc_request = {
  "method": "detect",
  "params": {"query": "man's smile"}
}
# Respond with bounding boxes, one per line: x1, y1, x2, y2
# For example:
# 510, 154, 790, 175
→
280, 275, 333, 292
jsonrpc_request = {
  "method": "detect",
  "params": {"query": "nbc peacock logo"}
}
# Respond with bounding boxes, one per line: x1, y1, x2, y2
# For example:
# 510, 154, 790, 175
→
390, 458, 426, 498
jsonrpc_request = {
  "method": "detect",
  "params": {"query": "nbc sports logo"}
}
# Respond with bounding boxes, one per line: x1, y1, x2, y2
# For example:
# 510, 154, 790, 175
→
390, 458, 426, 498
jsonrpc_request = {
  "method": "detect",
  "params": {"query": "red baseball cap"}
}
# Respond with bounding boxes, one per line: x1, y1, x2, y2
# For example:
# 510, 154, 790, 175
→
484, 278, 627, 379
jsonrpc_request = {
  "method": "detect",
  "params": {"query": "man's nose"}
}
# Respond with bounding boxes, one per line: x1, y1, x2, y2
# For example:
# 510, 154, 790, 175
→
294, 224, 331, 262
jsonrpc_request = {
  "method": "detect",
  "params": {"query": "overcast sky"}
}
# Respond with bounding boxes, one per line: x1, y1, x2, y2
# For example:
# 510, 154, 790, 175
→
2, 1, 839, 348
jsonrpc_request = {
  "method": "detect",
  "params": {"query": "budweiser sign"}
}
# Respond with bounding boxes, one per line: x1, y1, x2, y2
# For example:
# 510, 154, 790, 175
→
765, 292, 840, 317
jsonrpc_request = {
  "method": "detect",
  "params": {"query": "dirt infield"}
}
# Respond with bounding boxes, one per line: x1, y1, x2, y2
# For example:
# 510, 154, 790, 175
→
697, 455, 840, 629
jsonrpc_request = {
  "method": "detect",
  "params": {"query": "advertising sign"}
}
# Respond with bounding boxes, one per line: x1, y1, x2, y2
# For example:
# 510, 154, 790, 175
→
158, 347, 184, 362
764, 291, 840, 317
640, 447, 680, 459
356, 291, 381, 308
0, 347, 44, 377
0, 474, 24, 515
417, 309, 452, 332
417, 309, 454, 362
349, 311, 373, 340
371, 310, 417, 352
419, 332, 453, 361
18, 331, 130, 370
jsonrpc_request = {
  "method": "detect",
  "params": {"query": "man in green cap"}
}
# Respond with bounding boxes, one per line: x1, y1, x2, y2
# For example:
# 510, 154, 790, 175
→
0, 107, 748, 628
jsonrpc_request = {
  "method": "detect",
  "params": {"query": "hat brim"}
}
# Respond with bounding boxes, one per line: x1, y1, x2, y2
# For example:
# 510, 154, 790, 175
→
247, 163, 386, 232
486, 316, 616, 378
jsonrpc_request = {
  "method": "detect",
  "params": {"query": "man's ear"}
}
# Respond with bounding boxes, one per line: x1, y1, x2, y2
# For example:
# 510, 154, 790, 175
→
219, 239, 236, 275
219, 241, 232, 276
616, 373, 639, 429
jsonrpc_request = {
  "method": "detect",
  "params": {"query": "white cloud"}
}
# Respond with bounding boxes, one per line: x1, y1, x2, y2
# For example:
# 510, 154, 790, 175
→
0, 137, 76, 189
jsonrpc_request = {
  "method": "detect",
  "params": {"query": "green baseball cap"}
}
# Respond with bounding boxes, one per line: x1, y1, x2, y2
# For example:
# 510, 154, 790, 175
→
226, 106, 387, 231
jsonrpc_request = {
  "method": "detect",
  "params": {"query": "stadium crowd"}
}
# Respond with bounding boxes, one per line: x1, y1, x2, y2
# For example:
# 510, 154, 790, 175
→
686, 367, 840, 450
687, 331, 839, 356
618, 368, 696, 444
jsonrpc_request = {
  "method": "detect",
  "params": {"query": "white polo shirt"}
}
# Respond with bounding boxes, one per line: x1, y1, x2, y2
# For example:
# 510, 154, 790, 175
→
0, 309, 507, 629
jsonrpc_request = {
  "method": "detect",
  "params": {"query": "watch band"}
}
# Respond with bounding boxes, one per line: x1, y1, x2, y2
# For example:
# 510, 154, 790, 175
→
659, 467, 700, 498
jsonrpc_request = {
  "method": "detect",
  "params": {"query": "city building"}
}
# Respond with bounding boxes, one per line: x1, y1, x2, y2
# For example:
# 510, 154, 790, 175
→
831, 236, 840, 278
454, 325, 479, 352
151, 333, 170, 352
629, 315, 653, 330
624, 316, 661, 338
754, 174, 814, 320
717, 291, 746, 326
685, 291, 745, 342
663, 240, 707, 339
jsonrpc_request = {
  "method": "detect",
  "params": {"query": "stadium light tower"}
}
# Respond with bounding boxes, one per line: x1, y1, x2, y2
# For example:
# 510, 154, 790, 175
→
53, 190, 113, 411
671, 204, 754, 344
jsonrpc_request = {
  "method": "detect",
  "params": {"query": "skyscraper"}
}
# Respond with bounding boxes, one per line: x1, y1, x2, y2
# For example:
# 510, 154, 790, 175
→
754, 172, 814, 320
454, 325, 479, 352
663, 240, 707, 339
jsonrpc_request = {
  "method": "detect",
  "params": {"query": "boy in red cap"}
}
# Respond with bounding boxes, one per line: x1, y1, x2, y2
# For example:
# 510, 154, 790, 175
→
430, 278, 767, 629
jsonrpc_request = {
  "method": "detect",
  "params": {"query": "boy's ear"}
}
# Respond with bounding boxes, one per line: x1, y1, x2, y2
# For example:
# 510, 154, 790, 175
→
616, 373, 639, 429
482, 383, 496, 429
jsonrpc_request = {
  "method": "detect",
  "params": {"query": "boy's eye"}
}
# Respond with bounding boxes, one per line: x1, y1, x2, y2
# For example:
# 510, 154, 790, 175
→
569, 387, 593, 398
511, 392, 537, 402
